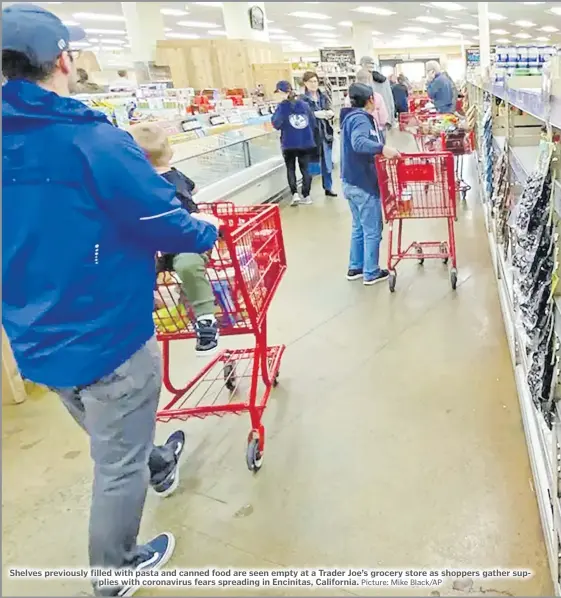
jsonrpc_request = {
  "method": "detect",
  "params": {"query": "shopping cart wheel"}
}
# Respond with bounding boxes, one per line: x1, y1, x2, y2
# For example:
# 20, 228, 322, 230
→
273, 372, 280, 387
224, 362, 237, 392
461, 189, 468, 202
440, 243, 449, 265
450, 268, 458, 291
416, 245, 424, 266
246, 437, 263, 472
389, 271, 397, 293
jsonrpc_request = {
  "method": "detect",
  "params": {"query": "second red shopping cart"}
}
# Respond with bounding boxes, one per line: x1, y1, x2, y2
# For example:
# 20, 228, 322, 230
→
376, 152, 458, 292
153, 202, 286, 472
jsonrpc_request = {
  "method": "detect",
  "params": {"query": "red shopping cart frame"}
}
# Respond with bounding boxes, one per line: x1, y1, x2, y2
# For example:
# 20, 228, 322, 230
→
153, 202, 287, 471
376, 153, 459, 291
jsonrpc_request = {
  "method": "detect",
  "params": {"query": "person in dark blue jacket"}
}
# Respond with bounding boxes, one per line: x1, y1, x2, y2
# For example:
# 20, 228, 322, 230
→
391, 74, 409, 115
271, 80, 316, 206
426, 60, 455, 114
340, 83, 400, 285
2, 4, 218, 595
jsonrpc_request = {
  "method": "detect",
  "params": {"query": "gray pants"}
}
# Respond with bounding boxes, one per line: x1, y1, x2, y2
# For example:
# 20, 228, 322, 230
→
52, 337, 175, 593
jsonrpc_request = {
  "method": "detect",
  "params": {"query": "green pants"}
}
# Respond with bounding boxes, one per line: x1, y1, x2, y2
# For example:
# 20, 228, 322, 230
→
173, 253, 216, 319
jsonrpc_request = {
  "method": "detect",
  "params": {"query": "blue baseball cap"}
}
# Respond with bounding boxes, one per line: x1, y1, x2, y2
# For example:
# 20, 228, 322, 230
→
275, 80, 292, 93
2, 3, 86, 67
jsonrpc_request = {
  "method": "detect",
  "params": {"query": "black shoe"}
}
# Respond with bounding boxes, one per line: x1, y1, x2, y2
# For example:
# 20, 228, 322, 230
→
195, 318, 219, 355
364, 270, 390, 286
325, 190, 338, 197
151, 430, 186, 498
346, 269, 363, 281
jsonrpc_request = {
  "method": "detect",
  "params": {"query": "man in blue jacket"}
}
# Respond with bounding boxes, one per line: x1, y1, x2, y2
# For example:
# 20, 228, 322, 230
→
340, 83, 400, 285
2, 4, 218, 595
426, 60, 455, 114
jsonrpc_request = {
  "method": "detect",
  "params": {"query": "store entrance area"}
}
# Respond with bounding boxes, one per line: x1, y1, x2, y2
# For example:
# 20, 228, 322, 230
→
2, 132, 553, 597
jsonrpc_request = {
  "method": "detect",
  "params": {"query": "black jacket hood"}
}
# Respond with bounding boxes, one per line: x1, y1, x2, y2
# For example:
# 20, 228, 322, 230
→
372, 71, 386, 84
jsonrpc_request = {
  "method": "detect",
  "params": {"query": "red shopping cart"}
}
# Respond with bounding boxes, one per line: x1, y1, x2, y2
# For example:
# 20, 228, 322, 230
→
375, 153, 458, 292
408, 94, 431, 113
398, 112, 441, 152
441, 128, 475, 202
153, 202, 287, 472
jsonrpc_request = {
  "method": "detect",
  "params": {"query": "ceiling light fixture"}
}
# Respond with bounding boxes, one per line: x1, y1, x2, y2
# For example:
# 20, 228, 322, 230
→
289, 11, 331, 19
541, 25, 559, 32
84, 27, 127, 35
300, 23, 336, 30
160, 8, 188, 16
536, 36, 550, 41
177, 20, 220, 28
441, 31, 463, 37
429, 2, 465, 10
352, 6, 396, 15
267, 28, 286, 33
491, 29, 509, 35
487, 12, 506, 21
73, 12, 126, 22
308, 32, 340, 37
165, 32, 201, 39
453, 23, 478, 30
550, 7, 561, 15
96, 38, 126, 45
400, 26, 432, 33
495, 38, 511, 43
63, 20, 80, 26
513, 20, 535, 27
339, 21, 352, 27
513, 32, 532, 38
416, 16, 444, 23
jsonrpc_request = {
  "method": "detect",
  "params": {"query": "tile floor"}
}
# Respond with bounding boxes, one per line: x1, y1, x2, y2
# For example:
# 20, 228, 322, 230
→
2, 131, 553, 597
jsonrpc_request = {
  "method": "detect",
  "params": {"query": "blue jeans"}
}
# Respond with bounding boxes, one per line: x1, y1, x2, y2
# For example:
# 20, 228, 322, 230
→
321, 151, 333, 191
343, 182, 383, 279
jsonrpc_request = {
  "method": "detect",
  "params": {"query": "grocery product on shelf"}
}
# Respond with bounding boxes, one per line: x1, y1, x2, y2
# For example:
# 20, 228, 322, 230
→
494, 44, 557, 82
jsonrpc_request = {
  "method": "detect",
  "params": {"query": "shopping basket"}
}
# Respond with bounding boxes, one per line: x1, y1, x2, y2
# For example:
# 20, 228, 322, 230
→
375, 153, 458, 292
154, 202, 287, 472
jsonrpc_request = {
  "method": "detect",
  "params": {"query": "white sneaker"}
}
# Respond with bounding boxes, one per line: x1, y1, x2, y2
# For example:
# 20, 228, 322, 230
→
290, 193, 300, 207
300, 196, 313, 205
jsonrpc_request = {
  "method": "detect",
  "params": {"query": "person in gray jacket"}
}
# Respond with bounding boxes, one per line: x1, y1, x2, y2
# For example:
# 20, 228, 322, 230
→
357, 56, 395, 127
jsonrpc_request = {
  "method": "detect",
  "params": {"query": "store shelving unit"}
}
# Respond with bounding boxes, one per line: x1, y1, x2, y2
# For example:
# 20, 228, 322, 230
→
468, 76, 561, 596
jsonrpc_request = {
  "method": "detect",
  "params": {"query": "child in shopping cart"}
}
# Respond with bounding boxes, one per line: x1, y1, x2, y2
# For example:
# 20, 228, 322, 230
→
130, 123, 220, 355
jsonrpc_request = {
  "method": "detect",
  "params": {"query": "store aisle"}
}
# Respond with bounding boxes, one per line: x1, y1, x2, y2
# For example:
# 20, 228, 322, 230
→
2, 132, 553, 597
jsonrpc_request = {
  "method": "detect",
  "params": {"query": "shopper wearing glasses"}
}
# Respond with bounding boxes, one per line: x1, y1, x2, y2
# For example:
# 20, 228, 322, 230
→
2, 4, 219, 596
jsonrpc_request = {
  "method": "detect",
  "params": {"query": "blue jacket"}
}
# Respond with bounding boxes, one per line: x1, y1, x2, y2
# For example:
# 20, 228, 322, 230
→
2, 80, 218, 388
340, 107, 384, 195
271, 99, 316, 151
427, 73, 454, 113
391, 83, 409, 113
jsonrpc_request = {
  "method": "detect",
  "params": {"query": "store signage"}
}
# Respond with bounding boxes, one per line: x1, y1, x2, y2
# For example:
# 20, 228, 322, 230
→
249, 5, 264, 31
466, 48, 480, 65
319, 48, 356, 69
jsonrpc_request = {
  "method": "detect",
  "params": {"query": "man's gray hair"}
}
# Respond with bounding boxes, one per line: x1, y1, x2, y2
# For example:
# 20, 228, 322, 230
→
426, 60, 441, 74
356, 68, 372, 85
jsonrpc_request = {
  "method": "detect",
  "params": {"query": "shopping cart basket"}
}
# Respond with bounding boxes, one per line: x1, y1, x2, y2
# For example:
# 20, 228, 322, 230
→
441, 128, 475, 202
398, 112, 442, 152
408, 94, 431, 113
154, 202, 287, 472
375, 153, 458, 292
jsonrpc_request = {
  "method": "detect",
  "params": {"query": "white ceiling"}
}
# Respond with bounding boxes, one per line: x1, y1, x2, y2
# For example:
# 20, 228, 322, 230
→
12, 2, 561, 53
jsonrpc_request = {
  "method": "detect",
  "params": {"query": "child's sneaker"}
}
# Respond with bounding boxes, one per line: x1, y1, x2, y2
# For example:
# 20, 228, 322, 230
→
290, 193, 300, 207
195, 317, 219, 355
300, 196, 313, 205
